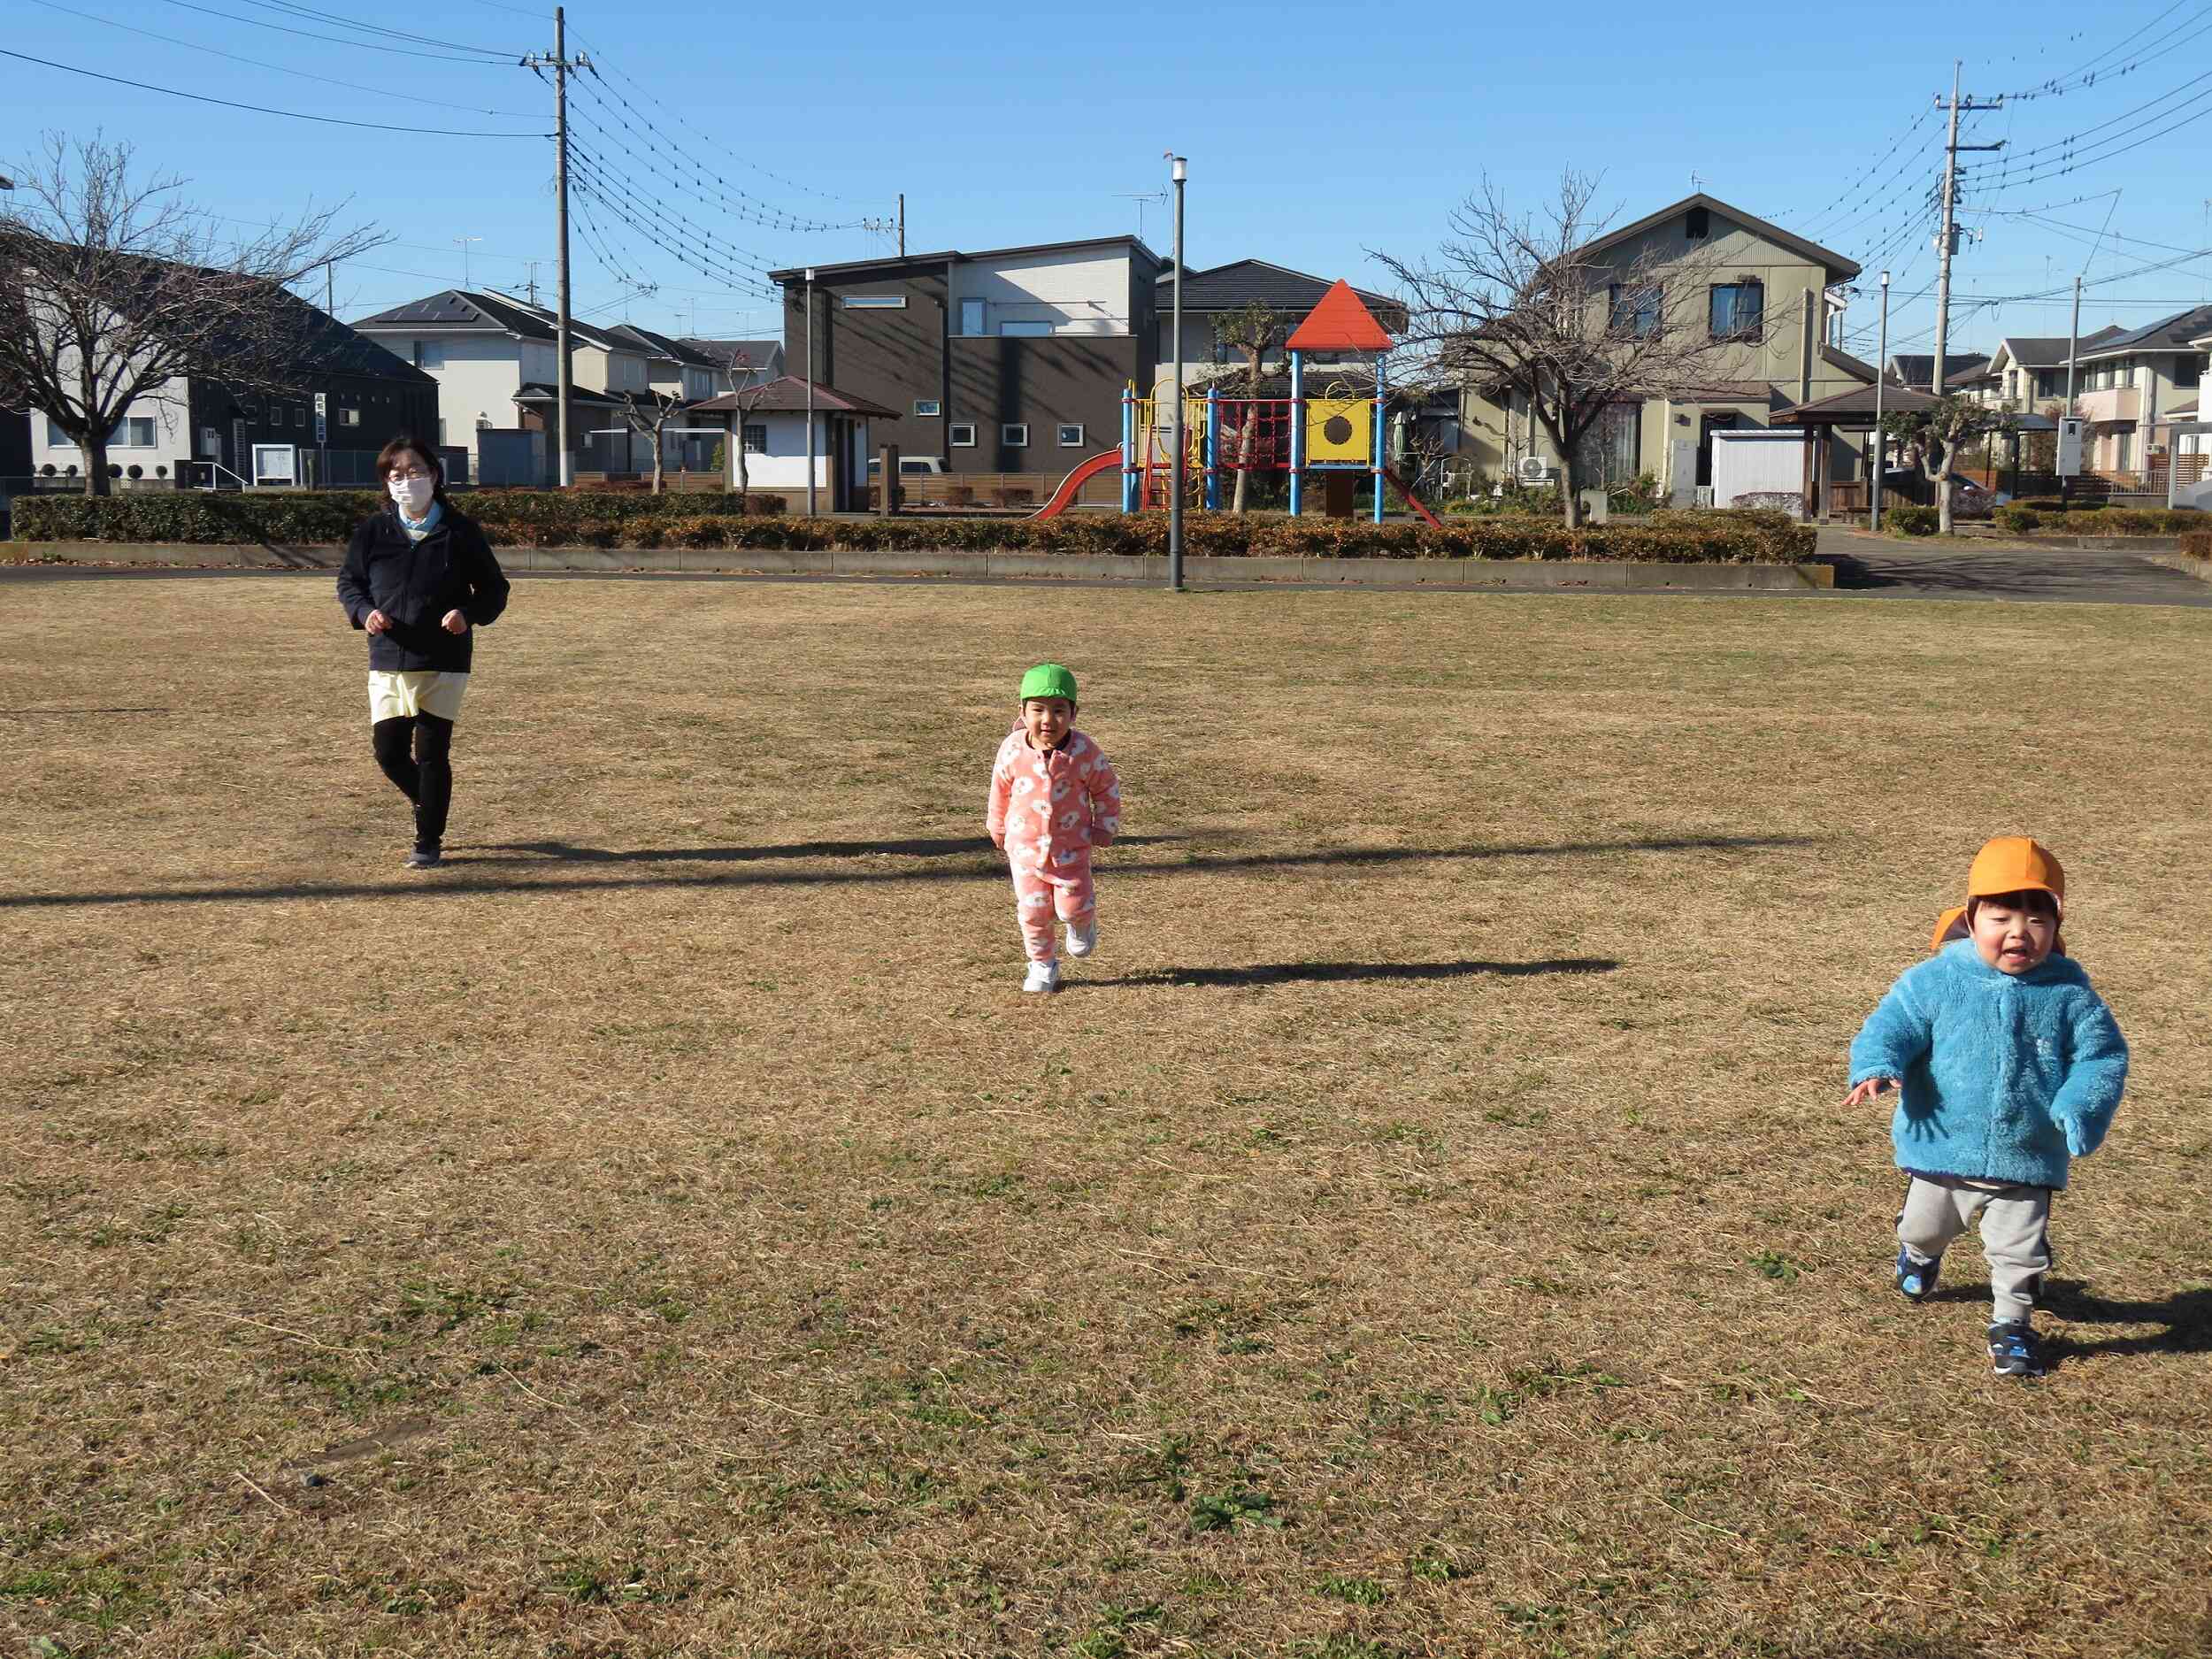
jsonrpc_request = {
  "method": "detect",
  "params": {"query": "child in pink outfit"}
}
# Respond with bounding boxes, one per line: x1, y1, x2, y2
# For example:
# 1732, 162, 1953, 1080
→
986, 663, 1121, 993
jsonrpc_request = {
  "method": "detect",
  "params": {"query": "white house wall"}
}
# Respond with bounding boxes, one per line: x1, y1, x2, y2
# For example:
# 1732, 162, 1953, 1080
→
357, 334, 527, 464
947, 250, 1132, 337
29, 373, 193, 474
720, 411, 868, 489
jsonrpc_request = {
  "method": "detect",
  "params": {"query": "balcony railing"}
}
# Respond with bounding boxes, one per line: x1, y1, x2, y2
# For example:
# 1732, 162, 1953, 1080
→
2074, 386, 2140, 423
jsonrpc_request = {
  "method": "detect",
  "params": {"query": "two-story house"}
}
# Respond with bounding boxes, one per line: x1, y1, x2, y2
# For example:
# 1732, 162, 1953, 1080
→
29, 286, 438, 488
2061, 305, 2212, 477
769, 236, 1162, 476
1456, 194, 1870, 500
353, 289, 658, 483
1886, 351, 1991, 394
1963, 331, 2125, 416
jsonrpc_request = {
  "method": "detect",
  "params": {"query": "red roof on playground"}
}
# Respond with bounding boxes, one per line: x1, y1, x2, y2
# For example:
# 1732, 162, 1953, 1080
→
1286, 280, 1396, 352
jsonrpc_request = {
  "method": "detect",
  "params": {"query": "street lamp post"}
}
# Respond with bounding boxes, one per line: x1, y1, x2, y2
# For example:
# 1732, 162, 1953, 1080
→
804, 267, 817, 517
1872, 270, 1889, 533
1168, 153, 1187, 593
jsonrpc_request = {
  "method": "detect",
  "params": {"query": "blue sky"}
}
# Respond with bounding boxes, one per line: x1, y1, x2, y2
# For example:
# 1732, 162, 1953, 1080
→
8, 0, 2212, 362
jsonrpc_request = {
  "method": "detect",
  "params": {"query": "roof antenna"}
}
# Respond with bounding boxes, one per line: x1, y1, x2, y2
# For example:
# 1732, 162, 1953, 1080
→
1691, 172, 1704, 192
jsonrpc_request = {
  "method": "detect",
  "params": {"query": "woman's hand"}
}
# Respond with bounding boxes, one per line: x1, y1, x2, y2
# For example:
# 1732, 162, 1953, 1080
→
1843, 1077, 1898, 1109
364, 609, 390, 634
441, 610, 469, 634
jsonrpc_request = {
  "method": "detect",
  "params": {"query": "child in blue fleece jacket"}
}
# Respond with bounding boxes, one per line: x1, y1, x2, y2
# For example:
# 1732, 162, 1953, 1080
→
1845, 837, 2128, 1379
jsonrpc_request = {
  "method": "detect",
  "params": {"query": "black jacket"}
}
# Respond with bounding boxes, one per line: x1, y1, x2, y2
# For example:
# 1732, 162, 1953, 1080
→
336, 506, 510, 673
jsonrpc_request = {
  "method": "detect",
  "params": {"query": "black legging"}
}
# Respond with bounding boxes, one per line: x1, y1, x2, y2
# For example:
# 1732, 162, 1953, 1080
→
371, 713, 455, 849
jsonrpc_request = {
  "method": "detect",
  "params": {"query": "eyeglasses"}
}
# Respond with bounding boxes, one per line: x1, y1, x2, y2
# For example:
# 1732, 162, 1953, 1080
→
389, 467, 433, 482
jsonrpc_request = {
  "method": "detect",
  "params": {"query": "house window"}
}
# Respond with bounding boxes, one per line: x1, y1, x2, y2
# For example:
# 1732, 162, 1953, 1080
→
1575, 402, 1640, 484
414, 340, 443, 369
2177, 357, 2202, 389
340, 406, 361, 427
741, 424, 767, 454
2116, 430, 2133, 471
46, 418, 71, 447
913, 399, 941, 418
1002, 423, 1029, 447
1708, 281, 1763, 342
841, 295, 907, 309
949, 422, 977, 446
296, 404, 307, 427
999, 319, 1053, 337
2122, 357, 2139, 388
116, 417, 157, 447
1685, 204, 1709, 240
1058, 423, 1085, 447
1609, 283, 1663, 339
958, 298, 986, 336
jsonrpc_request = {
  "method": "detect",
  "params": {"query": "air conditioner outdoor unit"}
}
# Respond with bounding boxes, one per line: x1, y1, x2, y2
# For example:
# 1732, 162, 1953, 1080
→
1515, 455, 1558, 483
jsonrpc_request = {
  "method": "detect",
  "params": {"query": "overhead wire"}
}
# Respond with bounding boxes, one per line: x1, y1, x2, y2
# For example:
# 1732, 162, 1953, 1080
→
221, 0, 517, 58
22, 0, 540, 119
0, 46, 548, 136
149, 0, 531, 64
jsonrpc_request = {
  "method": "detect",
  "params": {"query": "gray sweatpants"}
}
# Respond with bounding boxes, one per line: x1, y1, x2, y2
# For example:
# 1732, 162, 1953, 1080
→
1897, 1176, 2053, 1324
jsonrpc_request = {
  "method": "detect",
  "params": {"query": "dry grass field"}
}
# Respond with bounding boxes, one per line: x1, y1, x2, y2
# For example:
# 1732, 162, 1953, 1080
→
3, 572, 2208, 1659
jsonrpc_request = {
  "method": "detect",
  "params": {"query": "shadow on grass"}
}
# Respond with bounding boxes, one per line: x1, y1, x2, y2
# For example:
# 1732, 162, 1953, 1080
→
2043, 1279, 2212, 1359
0, 831, 1821, 910
465, 833, 1191, 864
1085, 957, 1618, 988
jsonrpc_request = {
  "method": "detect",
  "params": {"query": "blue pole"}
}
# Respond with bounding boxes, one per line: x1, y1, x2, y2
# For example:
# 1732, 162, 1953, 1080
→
1120, 382, 1136, 514
1371, 351, 1386, 524
1288, 349, 1305, 518
1204, 386, 1220, 511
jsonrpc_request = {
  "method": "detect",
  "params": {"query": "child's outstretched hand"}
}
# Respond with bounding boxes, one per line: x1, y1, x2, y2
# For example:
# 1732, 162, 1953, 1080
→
1843, 1077, 1898, 1109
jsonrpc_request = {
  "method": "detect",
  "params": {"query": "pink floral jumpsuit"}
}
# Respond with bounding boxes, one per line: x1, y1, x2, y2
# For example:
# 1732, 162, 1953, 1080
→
986, 725, 1122, 963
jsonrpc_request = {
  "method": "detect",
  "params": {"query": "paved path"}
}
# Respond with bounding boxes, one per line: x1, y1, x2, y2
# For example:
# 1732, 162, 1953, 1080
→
8, 534, 2212, 607
1815, 527, 2212, 607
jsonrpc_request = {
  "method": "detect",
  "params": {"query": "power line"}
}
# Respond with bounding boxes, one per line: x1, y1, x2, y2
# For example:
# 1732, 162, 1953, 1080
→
2002, 0, 2209, 99
149, 0, 531, 64
571, 30, 867, 208
0, 47, 550, 136
565, 139, 786, 280
222, 0, 517, 58
22, 0, 539, 119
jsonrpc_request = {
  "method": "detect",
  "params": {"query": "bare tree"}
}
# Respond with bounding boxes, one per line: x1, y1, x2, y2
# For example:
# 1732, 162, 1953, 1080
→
616, 388, 685, 495
0, 134, 384, 495
718, 350, 776, 510
1213, 299, 1284, 514
1375, 172, 1755, 527
1881, 396, 2015, 534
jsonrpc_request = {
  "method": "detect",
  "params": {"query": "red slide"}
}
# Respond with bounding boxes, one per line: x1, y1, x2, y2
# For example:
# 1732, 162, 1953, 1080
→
1031, 451, 1124, 520
1385, 467, 1445, 528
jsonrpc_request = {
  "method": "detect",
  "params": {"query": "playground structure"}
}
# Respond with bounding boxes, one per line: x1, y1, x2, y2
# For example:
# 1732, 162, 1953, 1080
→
1033, 280, 1440, 526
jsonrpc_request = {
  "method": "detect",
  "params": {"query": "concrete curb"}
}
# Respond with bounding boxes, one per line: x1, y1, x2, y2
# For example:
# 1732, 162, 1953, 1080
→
8, 540, 1835, 591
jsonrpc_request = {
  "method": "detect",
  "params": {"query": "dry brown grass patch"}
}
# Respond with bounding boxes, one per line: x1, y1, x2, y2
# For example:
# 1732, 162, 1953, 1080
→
2, 576, 2209, 1658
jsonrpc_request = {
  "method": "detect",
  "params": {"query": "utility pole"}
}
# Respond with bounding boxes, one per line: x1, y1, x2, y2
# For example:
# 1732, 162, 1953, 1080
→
2062, 274, 2084, 501
804, 267, 817, 516
1930, 61, 2005, 398
1872, 270, 1889, 533
1167, 154, 1187, 594
524, 10, 588, 488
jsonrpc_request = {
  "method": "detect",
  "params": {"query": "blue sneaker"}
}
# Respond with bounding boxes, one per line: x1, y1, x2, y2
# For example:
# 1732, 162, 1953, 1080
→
1895, 1246, 1941, 1302
1987, 1320, 2045, 1379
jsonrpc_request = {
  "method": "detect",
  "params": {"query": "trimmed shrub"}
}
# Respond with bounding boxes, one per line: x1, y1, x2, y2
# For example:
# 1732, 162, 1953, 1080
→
1889, 505, 1940, 536
11, 495, 1817, 564
1993, 505, 2041, 533
2179, 531, 2212, 559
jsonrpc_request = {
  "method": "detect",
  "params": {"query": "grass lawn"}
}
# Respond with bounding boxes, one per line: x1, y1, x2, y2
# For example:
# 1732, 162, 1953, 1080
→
2, 575, 2208, 1659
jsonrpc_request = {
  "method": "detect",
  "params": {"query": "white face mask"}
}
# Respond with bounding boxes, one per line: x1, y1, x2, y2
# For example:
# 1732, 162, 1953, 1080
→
388, 474, 435, 517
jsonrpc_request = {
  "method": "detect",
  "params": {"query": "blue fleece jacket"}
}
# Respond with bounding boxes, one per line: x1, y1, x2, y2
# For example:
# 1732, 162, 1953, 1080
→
1848, 939, 2128, 1191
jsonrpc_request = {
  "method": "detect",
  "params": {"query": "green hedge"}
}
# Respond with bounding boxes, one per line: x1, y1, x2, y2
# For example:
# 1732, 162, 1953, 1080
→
11, 494, 1816, 564
1996, 503, 2201, 535
1889, 505, 1940, 536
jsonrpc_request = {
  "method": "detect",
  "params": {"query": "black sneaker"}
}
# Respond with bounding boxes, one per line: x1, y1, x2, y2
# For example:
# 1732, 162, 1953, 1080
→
1895, 1245, 1941, 1302
404, 846, 442, 869
1987, 1320, 2045, 1379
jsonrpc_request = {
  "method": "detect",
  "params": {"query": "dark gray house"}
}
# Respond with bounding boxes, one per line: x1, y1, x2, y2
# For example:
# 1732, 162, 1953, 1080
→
771, 236, 1162, 474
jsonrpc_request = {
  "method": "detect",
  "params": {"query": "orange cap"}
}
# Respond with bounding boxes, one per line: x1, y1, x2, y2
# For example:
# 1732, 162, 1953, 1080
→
1930, 837, 2067, 953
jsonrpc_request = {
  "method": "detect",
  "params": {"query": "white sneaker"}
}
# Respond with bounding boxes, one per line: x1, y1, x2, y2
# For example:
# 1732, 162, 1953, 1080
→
1022, 960, 1061, 994
1065, 917, 1097, 958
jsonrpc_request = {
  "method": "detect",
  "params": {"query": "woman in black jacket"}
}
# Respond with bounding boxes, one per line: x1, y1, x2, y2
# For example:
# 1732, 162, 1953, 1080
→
335, 436, 510, 868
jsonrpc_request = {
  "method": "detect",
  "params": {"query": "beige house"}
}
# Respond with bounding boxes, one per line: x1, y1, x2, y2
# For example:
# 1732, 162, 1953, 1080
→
1970, 329, 2125, 416
1456, 193, 1873, 503
2063, 304, 2212, 477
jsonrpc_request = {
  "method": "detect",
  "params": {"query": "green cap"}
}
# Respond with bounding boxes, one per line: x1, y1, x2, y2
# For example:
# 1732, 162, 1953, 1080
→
1019, 663, 1078, 704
